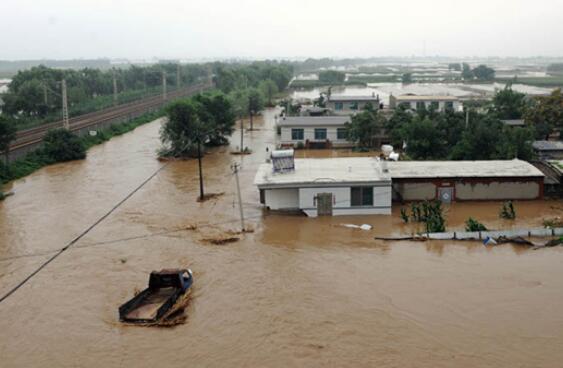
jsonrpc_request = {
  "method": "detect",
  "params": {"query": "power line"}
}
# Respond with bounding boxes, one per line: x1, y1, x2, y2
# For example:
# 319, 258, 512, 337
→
0, 163, 170, 305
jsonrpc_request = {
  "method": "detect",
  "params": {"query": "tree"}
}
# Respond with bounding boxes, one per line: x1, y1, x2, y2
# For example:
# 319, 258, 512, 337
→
259, 79, 279, 107
401, 117, 448, 159
402, 73, 413, 84
462, 63, 474, 80
160, 100, 205, 158
472, 65, 495, 81
0, 115, 17, 172
448, 63, 462, 72
450, 116, 503, 160
318, 70, 345, 84
345, 106, 385, 149
42, 129, 86, 162
491, 85, 526, 119
524, 88, 563, 139
193, 92, 236, 146
247, 88, 264, 130
161, 99, 209, 199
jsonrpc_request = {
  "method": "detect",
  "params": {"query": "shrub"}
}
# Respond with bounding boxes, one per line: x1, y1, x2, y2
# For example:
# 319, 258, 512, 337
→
400, 208, 409, 223
42, 129, 86, 162
465, 217, 487, 231
500, 201, 516, 220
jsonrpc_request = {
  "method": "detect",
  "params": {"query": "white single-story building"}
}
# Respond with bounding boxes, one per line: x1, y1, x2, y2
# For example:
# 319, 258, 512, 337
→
326, 95, 380, 115
389, 95, 462, 112
254, 154, 392, 217
255, 155, 544, 217
277, 116, 352, 148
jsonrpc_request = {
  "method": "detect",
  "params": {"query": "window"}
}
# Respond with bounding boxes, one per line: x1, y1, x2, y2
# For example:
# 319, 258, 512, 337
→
445, 101, 454, 110
314, 128, 327, 140
349, 102, 359, 110
430, 101, 439, 110
291, 128, 304, 140
337, 128, 348, 140
334, 102, 343, 110
416, 101, 425, 110
351, 187, 373, 207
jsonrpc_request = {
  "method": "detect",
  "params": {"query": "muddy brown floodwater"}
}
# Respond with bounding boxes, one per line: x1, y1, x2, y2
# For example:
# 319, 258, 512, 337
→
1, 109, 563, 367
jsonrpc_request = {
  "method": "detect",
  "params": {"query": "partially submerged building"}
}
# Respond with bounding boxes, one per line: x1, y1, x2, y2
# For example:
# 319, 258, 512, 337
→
533, 140, 563, 160
388, 160, 544, 202
255, 152, 392, 217
277, 116, 352, 148
389, 95, 462, 112
255, 154, 544, 217
326, 95, 380, 115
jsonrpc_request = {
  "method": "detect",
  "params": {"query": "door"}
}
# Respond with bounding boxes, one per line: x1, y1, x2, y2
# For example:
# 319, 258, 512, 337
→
437, 187, 454, 204
316, 193, 333, 216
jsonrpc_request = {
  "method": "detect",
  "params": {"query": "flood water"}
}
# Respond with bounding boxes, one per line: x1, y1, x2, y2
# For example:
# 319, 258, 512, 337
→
1, 109, 563, 367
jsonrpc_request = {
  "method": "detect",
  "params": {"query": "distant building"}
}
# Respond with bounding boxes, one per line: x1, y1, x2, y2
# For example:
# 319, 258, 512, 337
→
277, 116, 352, 148
501, 119, 526, 127
389, 95, 462, 112
255, 157, 544, 217
326, 95, 380, 115
532, 140, 563, 160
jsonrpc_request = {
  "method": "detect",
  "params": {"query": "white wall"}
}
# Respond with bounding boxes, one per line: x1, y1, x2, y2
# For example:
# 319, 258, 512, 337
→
263, 184, 392, 216
280, 126, 348, 145
265, 188, 299, 210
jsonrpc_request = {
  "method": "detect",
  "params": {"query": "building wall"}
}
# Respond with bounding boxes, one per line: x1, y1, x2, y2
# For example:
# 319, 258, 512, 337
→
389, 97, 461, 112
392, 182, 436, 201
299, 185, 391, 217
392, 178, 543, 201
280, 126, 349, 146
455, 181, 541, 200
265, 188, 299, 210
326, 101, 378, 115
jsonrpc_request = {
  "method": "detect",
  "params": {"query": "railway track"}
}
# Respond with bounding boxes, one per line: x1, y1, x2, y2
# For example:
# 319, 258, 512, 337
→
9, 83, 212, 152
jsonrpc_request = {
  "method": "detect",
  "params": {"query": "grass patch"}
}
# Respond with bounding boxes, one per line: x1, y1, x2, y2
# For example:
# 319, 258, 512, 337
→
1, 109, 165, 186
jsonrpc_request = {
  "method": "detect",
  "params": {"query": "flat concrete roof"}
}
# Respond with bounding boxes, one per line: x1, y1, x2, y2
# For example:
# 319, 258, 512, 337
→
328, 95, 379, 102
254, 157, 390, 188
533, 140, 563, 151
393, 95, 459, 101
277, 116, 351, 127
255, 158, 544, 189
388, 159, 544, 179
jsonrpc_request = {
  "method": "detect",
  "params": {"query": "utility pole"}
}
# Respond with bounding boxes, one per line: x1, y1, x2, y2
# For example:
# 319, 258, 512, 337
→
112, 69, 118, 106
231, 162, 245, 232
61, 79, 69, 129
197, 139, 204, 200
176, 63, 181, 89
465, 108, 469, 129
240, 118, 244, 153
42, 82, 48, 106
162, 71, 167, 100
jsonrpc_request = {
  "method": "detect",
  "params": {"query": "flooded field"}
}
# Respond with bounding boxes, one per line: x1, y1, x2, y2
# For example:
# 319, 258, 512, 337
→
1, 109, 563, 367
291, 83, 555, 105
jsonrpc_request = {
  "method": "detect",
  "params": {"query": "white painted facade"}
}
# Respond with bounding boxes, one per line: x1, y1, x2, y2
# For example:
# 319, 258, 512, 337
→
389, 95, 462, 112
255, 157, 392, 217
277, 116, 351, 147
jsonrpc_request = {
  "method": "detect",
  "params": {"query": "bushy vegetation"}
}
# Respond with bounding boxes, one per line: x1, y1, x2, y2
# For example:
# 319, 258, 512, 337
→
159, 93, 236, 158
42, 129, 86, 162
384, 91, 537, 161
345, 104, 385, 149
500, 201, 516, 220
401, 201, 446, 233
465, 217, 488, 231
318, 70, 346, 84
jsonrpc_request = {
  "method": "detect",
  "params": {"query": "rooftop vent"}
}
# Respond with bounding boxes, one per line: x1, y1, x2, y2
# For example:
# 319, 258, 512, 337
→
271, 149, 295, 173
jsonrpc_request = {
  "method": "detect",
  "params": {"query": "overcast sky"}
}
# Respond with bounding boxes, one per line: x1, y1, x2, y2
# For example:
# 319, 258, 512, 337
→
2, 0, 562, 60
